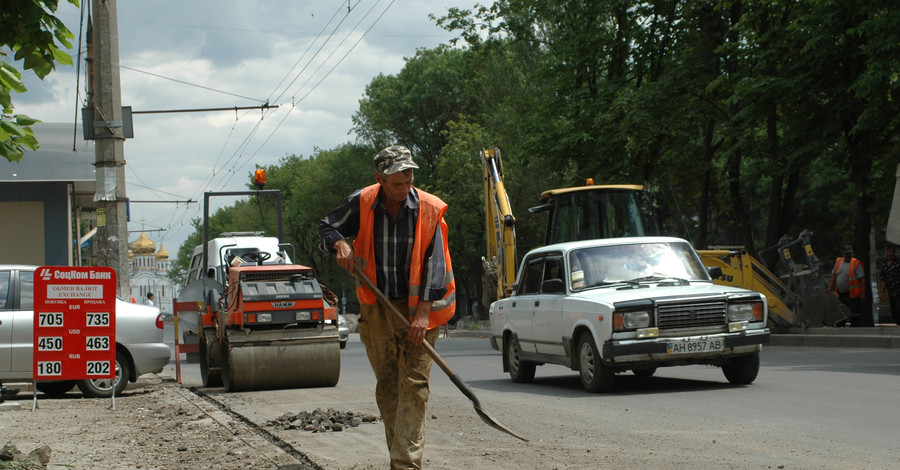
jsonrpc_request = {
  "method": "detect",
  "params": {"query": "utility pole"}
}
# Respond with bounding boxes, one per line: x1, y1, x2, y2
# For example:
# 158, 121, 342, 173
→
90, 0, 130, 297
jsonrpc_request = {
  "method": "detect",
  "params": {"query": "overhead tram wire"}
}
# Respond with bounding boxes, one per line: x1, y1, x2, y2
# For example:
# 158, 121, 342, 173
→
266, 1, 350, 105
121, 65, 268, 103
202, 1, 369, 195
203, 2, 364, 193
240, 0, 396, 165
151, 1, 380, 242
283, 0, 382, 109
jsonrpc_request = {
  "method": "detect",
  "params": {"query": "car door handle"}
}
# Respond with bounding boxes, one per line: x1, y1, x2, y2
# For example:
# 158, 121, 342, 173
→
534, 301, 540, 307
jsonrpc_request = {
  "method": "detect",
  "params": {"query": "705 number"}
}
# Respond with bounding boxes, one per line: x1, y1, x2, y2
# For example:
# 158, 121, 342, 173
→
38, 312, 64, 327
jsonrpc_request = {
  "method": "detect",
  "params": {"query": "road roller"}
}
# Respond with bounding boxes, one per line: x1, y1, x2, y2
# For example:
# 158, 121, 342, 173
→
181, 186, 341, 392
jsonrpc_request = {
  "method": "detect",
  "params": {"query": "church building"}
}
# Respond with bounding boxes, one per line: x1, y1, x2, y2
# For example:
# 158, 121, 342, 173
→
129, 231, 175, 314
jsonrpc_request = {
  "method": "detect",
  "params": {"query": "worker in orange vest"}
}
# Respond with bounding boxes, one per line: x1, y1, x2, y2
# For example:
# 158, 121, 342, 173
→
318, 145, 455, 469
828, 245, 868, 327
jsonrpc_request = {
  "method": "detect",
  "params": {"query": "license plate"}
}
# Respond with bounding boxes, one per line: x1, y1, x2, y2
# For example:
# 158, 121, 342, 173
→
666, 338, 724, 355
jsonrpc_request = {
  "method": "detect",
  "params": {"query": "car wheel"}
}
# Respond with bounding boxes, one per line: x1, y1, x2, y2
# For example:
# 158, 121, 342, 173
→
633, 367, 657, 377
578, 332, 614, 393
722, 352, 760, 385
36, 380, 76, 396
77, 350, 129, 398
505, 335, 536, 383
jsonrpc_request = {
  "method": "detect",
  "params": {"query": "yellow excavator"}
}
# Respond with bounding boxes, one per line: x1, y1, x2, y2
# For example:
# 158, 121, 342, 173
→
481, 147, 848, 328
480, 148, 654, 306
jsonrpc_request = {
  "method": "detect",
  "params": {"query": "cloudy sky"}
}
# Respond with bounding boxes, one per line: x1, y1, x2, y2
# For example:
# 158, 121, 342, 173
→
16, 0, 479, 257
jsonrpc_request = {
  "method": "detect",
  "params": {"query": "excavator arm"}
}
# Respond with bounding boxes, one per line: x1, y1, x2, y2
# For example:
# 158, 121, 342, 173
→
481, 148, 517, 304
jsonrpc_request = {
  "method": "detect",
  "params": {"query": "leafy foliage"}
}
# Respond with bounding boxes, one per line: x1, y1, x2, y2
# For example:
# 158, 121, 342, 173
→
0, 0, 78, 162
172, 0, 900, 316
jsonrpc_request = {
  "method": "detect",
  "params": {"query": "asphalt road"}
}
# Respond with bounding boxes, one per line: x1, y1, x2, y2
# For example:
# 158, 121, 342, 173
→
161, 325, 900, 469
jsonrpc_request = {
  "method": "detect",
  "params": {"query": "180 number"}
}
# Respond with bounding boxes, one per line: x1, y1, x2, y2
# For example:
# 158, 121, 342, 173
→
36, 361, 62, 376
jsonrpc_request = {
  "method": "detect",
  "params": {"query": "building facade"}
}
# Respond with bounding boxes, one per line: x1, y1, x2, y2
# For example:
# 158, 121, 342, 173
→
129, 231, 175, 313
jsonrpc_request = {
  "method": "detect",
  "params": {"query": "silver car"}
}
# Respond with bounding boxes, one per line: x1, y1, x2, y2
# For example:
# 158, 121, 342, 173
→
338, 315, 350, 349
0, 265, 171, 398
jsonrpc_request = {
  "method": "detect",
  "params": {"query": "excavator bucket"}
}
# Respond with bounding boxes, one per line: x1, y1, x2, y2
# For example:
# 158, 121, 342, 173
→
699, 234, 852, 328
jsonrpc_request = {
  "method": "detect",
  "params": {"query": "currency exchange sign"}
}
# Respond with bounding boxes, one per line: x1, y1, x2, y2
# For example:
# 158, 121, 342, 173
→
32, 266, 116, 381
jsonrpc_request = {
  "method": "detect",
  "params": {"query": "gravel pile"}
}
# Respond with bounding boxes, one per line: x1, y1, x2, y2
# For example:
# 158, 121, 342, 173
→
265, 408, 379, 433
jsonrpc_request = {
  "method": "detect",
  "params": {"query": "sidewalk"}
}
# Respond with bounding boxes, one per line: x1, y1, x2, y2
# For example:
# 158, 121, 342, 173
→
769, 325, 900, 348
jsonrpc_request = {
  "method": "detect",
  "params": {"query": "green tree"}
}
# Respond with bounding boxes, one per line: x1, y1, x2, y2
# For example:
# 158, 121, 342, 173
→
352, 46, 472, 179
1, 0, 78, 162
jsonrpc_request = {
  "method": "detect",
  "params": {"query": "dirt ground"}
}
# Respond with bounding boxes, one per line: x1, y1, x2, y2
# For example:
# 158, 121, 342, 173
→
4, 344, 899, 470
1, 376, 306, 470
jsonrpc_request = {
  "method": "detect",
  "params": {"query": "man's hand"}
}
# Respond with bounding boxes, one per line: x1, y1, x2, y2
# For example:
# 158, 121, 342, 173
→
334, 239, 355, 273
408, 300, 433, 345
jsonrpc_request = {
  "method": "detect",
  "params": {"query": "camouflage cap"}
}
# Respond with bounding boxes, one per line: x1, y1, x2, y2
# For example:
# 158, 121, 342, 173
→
374, 145, 418, 175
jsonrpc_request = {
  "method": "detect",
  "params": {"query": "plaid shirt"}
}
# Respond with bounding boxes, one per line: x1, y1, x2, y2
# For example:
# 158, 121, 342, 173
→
880, 259, 900, 296
318, 186, 448, 302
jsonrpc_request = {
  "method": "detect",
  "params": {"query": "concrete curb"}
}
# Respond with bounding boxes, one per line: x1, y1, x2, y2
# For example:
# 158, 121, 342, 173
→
768, 327, 900, 349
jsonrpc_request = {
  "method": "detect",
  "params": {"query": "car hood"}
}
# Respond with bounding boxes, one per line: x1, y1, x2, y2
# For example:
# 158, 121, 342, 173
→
564, 281, 756, 305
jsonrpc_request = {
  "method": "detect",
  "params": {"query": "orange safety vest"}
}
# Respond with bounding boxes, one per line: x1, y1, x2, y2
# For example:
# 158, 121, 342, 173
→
833, 257, 863, 298
353, 184, 456, 329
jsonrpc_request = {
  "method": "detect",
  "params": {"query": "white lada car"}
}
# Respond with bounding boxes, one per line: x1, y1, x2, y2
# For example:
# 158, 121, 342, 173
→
488, 237, 770, 393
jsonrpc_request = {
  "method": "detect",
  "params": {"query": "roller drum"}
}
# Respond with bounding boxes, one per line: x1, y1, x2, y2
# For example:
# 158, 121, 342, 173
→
199, 331, 224, 387
221, 329, 341, 392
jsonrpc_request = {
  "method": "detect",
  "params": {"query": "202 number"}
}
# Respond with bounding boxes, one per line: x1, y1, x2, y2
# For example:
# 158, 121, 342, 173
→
86, 361, 111, 376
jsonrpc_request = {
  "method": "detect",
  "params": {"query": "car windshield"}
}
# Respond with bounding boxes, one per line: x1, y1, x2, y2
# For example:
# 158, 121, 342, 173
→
568, 241, 709, 291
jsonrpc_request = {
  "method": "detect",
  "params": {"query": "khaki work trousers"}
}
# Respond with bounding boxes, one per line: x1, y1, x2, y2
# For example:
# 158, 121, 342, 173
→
359, 299, 440, 470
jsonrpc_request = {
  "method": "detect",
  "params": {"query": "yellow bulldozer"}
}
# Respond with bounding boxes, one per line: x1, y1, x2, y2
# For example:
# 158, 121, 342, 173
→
698, 230, 852, 328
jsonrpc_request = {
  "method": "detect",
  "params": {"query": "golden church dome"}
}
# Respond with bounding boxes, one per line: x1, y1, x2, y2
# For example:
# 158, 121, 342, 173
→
155, 243, 169, 260
131, 231, 156, 255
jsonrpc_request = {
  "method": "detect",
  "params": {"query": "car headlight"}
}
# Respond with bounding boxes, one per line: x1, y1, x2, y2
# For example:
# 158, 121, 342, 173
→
257, 313, 272, 323
727, 302, 764, 322
613, 311, 651, 331
295, 311, 312, 321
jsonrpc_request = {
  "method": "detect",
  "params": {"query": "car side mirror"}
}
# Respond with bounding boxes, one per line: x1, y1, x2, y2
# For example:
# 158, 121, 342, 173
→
706, 266, 722, 280
541, 278, 566, 294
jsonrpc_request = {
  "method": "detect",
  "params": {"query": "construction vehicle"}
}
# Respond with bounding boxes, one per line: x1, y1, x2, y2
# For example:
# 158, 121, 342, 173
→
177, 182, 341, 392
480, 148, 655, 306
480, 147, 844, 328
698, 230, 851, 328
